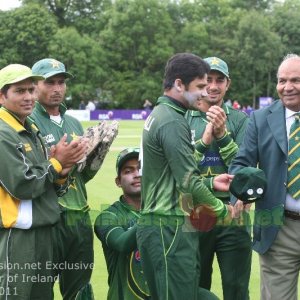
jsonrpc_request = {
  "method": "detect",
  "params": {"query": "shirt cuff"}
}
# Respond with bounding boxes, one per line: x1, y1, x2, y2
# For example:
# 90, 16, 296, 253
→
215, 132, 232, 148
195, 139, 209, 153
49, 158, 63, 174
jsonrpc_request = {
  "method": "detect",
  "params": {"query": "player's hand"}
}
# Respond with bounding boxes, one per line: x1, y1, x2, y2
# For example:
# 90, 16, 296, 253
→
233, 200, 252, 225
222, 204, 235, 225
206, 106, 227, 139
53, 134, 88, 169
212, 173, 234, 192
233, 199, 244, 218
59, 166, 73, 178
201, 122, 214, 146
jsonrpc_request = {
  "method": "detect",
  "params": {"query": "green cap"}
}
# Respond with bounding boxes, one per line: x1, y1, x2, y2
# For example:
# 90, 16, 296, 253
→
0, 64, 44, 90
116, 148, 140, 175
230, 167, 267, 203
32, 58, 73, 79
204, 57, 229, 78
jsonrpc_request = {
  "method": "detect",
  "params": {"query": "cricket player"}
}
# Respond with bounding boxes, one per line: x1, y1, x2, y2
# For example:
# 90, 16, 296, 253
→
94, 148, 151, 300
137, 53, 234, 300
0, 64, 86, 299
30, 58, 96, 299
185, 57, 251, 299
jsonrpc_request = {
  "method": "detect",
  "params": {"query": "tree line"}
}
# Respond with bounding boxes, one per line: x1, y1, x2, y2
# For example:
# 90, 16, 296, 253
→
0, 0, 298, 109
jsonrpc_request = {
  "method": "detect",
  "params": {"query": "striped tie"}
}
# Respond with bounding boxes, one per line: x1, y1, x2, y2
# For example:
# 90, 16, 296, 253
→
287, 113, 300, 199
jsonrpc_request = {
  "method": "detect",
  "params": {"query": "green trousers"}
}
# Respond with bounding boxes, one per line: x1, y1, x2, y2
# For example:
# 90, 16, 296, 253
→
52, 210, 94, 300
199, 214, 252, 300
0, 227, 54, 300
137, 215, 218, 300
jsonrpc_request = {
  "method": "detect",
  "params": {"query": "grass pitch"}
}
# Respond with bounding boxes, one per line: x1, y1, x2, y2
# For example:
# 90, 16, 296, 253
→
55, 120, 261, 299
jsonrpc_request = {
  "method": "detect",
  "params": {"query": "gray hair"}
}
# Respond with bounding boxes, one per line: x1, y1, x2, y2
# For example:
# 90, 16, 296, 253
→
277, 53, 300, 77
282, 53, 300, 61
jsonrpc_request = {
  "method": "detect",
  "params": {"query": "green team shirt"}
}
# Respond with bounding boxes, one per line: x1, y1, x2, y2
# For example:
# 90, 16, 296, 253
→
94, 197, 150, 300
185, 103, 249, 199
0, 107, 67, 228
140, 96, 227, 217
30, 101, 97, 211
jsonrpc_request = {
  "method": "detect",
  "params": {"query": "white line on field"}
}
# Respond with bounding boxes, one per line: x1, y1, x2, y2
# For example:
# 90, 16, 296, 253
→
111, 147, 137, 151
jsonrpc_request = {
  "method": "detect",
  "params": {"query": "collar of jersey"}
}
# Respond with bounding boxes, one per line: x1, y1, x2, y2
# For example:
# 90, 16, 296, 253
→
0, 107, 28, 132
157, 96, 187, 115
120, 196, 141, 217
34, 101, 67, 117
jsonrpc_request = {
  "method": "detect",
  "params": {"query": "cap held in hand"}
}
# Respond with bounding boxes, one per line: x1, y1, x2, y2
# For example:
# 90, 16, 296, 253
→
230, 167, 267, 203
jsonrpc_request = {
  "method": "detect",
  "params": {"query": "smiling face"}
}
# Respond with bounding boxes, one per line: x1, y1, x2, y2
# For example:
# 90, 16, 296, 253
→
182, 75, 209, 109
277, 58, 300, 112
205, 70, 230, 106
0, 79, 35, 123
35, 74, 66, 115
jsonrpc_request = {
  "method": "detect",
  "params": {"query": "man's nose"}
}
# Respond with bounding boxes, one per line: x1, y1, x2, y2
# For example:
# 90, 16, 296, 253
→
24, 90, 34, 100
284, 81, 294, 91
208, 81, 218, 90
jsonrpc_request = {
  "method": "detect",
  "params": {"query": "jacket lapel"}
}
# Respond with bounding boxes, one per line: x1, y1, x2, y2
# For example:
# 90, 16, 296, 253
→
267, 101, 287, 155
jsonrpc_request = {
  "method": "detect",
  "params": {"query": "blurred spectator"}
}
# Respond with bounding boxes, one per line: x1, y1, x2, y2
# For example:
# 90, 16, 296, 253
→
232, 100, 241, 110
143, 99, 153, 111
86, 100, 96, 111
225, 99, 232, 107
79, 100, 86, 110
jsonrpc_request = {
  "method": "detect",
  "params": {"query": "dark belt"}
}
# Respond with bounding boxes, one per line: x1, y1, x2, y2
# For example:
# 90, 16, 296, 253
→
284, 210, 300, 220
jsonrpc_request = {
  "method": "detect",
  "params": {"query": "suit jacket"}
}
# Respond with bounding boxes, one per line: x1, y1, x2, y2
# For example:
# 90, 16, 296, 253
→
229, 100, 287, 254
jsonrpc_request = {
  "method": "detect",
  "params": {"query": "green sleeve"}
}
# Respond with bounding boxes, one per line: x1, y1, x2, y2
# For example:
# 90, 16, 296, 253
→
216, 132, 239, 166
105, 226, 137, 253
0, 138, 59, 200
94, 211, 138, 253
78, 167, 98, 184
160, 120, 227, 218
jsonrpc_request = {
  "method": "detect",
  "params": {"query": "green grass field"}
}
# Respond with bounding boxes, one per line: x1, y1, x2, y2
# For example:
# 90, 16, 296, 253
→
55, 120, 261, 299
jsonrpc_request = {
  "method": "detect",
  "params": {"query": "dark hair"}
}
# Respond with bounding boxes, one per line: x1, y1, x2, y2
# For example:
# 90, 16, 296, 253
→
163, 53, 210, 90
0, 84, 10, 96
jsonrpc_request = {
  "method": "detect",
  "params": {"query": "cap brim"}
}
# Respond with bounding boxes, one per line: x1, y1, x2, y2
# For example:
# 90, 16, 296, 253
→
8, 74, 45, 85
43, 71, 74, 79
117, 152, 139, 173
210, 67, 229, 78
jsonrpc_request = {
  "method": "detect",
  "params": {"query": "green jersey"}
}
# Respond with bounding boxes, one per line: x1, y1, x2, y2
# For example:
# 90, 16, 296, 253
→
30, 102, 97, 211
0, 107, 66, 229
140, 96, 227, 217
185, 103, 249, 199
94, 197, 150, 300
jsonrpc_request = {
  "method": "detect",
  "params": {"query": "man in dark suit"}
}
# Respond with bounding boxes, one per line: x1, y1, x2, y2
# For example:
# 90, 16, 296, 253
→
229, 53, 300, 300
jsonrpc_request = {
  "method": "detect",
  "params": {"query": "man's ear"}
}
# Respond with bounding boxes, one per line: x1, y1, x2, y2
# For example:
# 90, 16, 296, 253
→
174, 79, 183, 92
226, 78, 231, 91
0, 92, 5, 105
115, 177, 121, 188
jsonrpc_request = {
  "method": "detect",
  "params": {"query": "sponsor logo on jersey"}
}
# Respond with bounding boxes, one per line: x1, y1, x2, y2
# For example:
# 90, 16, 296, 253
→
199, 151, 225, 167
44, 134, 55, 144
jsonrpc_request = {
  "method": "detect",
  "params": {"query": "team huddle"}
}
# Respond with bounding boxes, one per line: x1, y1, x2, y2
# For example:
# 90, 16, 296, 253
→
0, 52, 299, 300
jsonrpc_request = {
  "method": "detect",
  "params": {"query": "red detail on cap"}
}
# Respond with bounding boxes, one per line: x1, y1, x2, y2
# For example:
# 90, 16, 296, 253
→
189, 205, 217, 232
